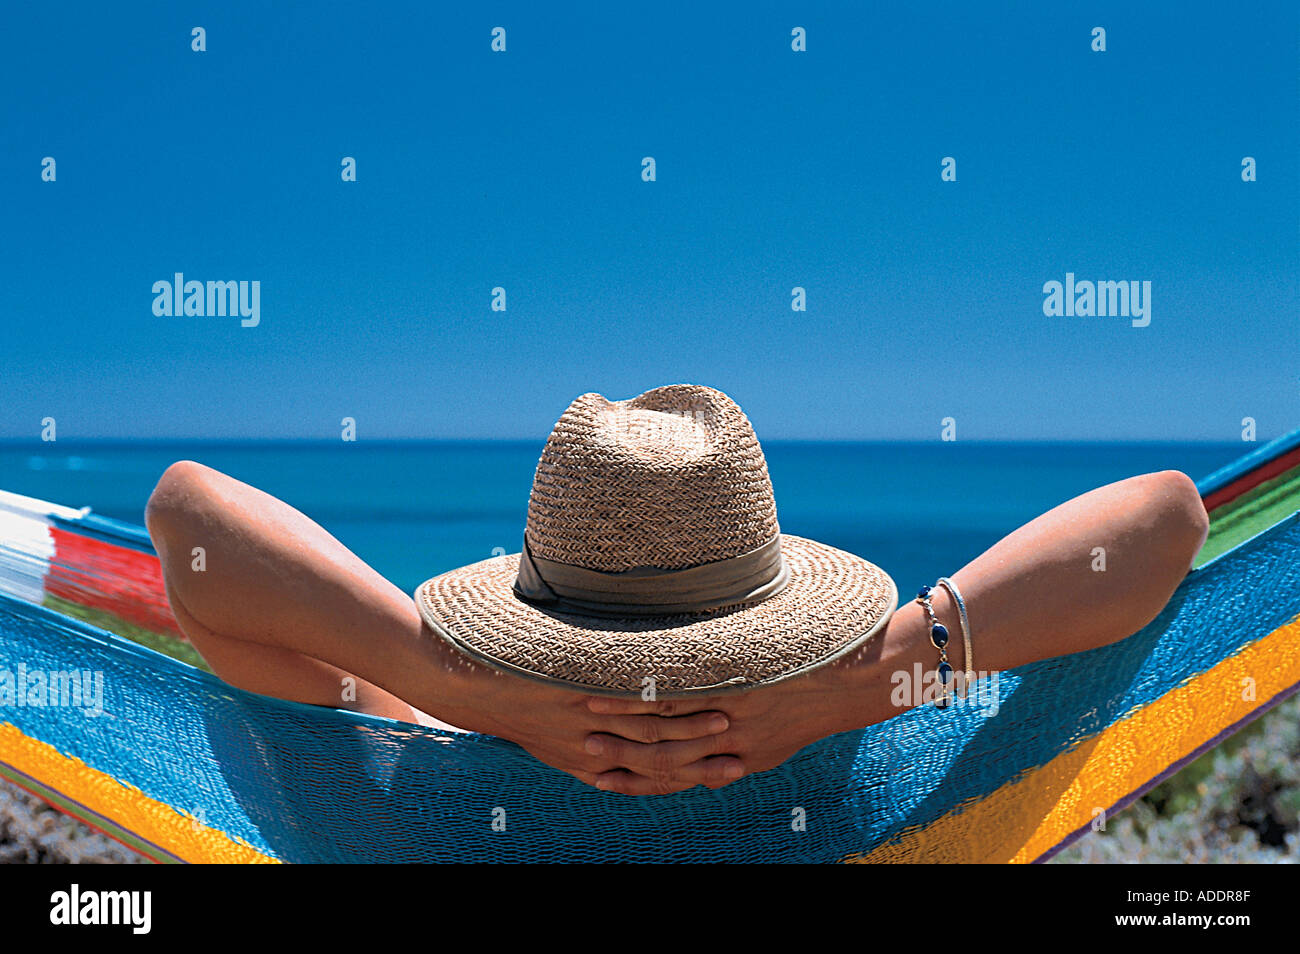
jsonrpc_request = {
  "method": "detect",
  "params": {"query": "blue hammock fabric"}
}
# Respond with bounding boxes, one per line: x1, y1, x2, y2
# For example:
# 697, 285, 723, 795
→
0, 435, 1298, 863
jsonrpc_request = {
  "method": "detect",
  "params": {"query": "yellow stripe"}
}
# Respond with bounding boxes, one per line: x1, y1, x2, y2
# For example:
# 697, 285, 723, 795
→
0, 723, 278, 864
845, 612, 1300, 863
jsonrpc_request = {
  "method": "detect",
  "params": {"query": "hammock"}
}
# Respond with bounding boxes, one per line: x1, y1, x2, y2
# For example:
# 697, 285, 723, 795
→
0, 433, 1298, 863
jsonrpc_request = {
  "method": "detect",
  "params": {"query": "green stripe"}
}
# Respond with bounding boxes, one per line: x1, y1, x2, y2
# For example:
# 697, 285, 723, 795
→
1195, 464, 1300, 567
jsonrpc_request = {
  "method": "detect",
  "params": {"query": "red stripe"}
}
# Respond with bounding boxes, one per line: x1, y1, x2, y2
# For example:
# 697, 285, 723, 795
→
45, 528, 182, 637
1202, 446, 1300, 513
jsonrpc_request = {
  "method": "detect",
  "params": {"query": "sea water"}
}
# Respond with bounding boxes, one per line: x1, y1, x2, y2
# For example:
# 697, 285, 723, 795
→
0, 441, 1243, 597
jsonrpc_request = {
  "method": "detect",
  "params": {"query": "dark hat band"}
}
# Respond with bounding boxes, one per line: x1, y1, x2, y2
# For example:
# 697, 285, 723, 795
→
512, 534, 790, 618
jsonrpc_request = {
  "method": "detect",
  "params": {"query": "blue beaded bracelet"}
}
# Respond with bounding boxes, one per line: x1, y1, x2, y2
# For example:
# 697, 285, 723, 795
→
915, 585, 954, 708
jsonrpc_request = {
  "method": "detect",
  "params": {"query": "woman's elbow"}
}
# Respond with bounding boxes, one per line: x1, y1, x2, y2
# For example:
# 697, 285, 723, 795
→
1145, 470, 1210, 570
145, 460, 217, 544
1118, 470, 1209, 634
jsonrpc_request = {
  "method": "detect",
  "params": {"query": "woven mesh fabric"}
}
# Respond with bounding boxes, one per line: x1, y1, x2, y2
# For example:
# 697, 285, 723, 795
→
1, 512, 1297, 863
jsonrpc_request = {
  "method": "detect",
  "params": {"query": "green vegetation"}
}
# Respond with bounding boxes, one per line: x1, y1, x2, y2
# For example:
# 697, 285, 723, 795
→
41, 595, 213, 674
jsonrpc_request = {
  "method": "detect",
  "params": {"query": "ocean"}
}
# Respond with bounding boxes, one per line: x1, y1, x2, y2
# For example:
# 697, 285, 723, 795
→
0, 441, 1244, 596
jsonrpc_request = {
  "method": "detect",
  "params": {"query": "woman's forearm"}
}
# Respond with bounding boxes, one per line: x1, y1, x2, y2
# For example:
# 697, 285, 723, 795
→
831, 469, 1210, 731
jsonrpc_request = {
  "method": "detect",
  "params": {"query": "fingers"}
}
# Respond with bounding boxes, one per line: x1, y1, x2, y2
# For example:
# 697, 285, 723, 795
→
553, 719, 748, 796
592, 756, 746, 795
568, 768, 699, 797
595, 711, 729, 743
585, 731, 740, 779
585, 695, 728, 717
554, 696, 748, 796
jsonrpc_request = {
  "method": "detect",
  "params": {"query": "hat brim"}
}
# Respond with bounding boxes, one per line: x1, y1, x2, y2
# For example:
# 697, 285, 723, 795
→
414, 535, 898, 697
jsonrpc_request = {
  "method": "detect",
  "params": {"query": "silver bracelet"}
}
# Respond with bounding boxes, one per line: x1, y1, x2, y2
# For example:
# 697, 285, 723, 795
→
936, 576, 973, 696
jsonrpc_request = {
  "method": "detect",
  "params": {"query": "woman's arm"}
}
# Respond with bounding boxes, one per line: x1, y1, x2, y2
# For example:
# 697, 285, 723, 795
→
144, 460, 742, 792
871, 469, 1209, 688
584, 469, 1210, 791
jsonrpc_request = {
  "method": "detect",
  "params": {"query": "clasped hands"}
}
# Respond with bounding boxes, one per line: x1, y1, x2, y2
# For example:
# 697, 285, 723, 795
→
441, 651, 866, 795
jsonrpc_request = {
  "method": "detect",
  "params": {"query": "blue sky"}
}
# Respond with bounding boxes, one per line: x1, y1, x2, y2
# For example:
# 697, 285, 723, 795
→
1, 1, 1295, 441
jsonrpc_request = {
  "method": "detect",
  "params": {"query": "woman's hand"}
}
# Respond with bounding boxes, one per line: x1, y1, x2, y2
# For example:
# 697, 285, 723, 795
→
580, 657, 865, 795
422, 639, 750, 794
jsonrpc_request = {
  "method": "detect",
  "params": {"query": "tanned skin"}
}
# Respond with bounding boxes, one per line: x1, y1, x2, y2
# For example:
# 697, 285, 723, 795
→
145, 461, 1208, 795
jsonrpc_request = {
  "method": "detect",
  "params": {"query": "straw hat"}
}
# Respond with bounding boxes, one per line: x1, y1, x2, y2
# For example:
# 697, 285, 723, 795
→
414, 385, 897, 697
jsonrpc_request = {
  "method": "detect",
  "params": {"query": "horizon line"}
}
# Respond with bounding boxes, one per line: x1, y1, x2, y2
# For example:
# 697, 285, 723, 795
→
0, 436, 1260, 447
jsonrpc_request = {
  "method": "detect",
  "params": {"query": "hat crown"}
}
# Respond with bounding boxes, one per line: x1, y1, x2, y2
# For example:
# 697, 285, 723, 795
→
525, 385, 780, 572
